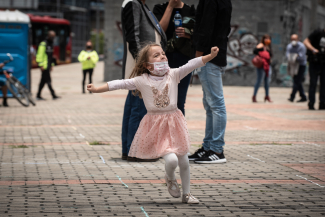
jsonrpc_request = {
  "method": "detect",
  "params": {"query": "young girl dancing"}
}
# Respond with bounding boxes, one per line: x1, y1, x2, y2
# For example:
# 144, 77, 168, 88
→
87, 43, 219, 204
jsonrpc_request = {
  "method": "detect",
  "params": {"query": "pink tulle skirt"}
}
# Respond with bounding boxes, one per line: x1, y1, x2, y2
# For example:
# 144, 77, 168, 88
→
128, 109, 190, 159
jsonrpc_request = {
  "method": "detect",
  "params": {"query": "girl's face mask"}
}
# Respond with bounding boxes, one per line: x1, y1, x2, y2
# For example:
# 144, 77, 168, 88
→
147, 61, 170, 76
264, 38, 271, 46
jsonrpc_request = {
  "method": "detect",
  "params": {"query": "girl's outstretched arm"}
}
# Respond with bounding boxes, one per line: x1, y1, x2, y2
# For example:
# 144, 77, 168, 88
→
87, 83, 109, 93
178, 47, 219, 80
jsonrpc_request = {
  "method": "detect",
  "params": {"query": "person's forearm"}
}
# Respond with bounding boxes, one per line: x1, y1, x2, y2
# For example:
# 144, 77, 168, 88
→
202, 54, 214, 64
195, 51, 204, 58
303, 38, 316, 52
159, 6, 173, 32
94, 83, 109, 93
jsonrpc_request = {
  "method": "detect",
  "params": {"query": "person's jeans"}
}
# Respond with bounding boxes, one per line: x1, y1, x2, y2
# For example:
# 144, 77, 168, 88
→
166, 52, 192, 116
290, 65, 307, 100
122, 91, 147, 155
253, 67, 269, 97
197, 62, 227, 154
309, 63, 325, 106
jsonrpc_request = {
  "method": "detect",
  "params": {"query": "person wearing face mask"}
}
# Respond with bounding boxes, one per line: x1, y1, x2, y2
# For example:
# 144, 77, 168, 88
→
78, 41, 99, 94
286, 34, 307, 103
252, 34, 273, 103
36, 30, 60, 100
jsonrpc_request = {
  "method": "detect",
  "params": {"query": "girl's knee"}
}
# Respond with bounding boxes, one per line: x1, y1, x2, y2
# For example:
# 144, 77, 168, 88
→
165, 154, 178, 169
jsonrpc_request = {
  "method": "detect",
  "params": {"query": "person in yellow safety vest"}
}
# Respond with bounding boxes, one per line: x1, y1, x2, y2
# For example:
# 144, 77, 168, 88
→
78, 41, 99, 93
36, 30, 60, 100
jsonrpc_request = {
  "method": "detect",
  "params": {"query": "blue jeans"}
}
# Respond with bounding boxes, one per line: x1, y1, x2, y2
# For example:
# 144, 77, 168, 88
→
122, 91, 147, 155
166, 52, 192, 116
197, 62, 227, 153
253, 67, 269, 96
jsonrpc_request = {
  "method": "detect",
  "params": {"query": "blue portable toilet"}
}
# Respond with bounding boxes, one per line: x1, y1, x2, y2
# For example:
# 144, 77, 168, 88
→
0, 10, 31, 97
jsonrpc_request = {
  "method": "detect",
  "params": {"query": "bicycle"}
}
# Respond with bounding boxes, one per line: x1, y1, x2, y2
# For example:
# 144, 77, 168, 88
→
0, 53, 36, 107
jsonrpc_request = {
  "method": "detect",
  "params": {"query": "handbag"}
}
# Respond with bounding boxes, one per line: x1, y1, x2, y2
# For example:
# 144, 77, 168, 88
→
252, 55, 263, 68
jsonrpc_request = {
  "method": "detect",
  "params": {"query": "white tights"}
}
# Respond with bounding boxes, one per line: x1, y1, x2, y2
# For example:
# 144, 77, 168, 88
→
163, 153, 190, 195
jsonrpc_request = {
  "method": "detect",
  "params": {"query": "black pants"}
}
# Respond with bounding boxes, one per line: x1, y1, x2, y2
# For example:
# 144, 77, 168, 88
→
290, 65, 307, 100
82, 69, 93, 92
308, 63, 325, 106
37, 69, 55, 97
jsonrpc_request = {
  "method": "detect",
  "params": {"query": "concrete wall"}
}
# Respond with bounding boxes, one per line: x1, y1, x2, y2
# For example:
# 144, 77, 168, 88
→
103, 0, 325, 86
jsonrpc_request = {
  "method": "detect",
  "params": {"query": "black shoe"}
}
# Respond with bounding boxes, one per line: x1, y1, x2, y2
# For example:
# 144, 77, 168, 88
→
2, 98, 8, 107
194, 150, 227, 164
319, 102, 325, 110
53, 95, 61, 100
127, 157, 159, 162
308, 102, 315, 110
297, 98, 307, 103
288, 98, 294, 102
122, 153, 128, 160
188, 147, 207, 161
36, 96, 46, 100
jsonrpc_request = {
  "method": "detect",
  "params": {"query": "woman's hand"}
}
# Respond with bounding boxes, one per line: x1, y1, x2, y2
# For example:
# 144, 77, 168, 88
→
175, 27, 190, 39
87, 84, 97, 93
168, 0, 180, 9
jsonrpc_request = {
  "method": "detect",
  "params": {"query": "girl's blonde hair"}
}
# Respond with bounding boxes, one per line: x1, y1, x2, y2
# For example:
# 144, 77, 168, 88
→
129, 42, 161, 98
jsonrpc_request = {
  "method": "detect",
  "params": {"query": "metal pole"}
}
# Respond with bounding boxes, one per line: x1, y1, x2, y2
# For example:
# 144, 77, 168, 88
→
96, 0, 100, 53
310, 0, 318, 32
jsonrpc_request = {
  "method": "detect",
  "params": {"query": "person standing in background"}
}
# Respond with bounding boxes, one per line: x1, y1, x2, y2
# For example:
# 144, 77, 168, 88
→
121, 0, 167, 161
252, 34, 273, 103
78, 41, 99, 94
286, 34, 307, 103
36, 30, 60, 100
189, 0, 232, 164
153, 0, 196, 116
303, 28, 325, 110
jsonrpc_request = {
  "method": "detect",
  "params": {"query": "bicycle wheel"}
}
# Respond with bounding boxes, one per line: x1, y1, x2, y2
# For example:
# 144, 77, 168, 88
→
6, 78, 29, 107
14, 79, 36, 106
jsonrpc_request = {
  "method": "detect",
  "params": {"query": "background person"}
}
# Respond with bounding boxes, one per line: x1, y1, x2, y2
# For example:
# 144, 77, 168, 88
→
78, 41, 99, 94
153, 0, 196, 115
303, 28, 325, 110
188, 0, 232, 164
286, 34, 307, 103
121, 0, 167, 161
0, 63, 8, 107
252, 34, 273, 103
36, 30, 60, 100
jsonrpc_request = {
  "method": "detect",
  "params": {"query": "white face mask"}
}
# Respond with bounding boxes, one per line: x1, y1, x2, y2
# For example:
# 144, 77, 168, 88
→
291, 40, 298, 46
147, 61, 170, 76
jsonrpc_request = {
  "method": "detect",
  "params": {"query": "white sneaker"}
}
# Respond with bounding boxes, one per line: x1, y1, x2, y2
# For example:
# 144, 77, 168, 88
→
182, 193, 200, 204
164, 174, 181, 198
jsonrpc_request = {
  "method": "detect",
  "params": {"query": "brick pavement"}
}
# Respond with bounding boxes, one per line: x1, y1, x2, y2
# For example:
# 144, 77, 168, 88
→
0, 62, 324, 216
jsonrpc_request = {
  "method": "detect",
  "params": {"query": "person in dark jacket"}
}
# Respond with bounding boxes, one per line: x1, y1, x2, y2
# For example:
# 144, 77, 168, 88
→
189, 0, 231, 164
153, 0, 196, 116
121, 0, 167, 161
303, 28, 325, 110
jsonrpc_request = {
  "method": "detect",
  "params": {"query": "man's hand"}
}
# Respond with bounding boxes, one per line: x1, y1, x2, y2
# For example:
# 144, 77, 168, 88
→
168, 0, 179, 9
175, 27, 190, 39
210, 46, 219, 58
0, 63, 4, 68
87, 84, 97, 93
312, 49, 319, 54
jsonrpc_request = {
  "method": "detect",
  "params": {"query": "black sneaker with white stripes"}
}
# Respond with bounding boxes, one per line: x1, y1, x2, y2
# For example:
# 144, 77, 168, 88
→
188, 147, 207, 161
194, 150, 227, 164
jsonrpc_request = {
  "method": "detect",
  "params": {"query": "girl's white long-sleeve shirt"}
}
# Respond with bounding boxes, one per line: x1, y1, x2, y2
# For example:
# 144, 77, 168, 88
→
107, 57, 204, 91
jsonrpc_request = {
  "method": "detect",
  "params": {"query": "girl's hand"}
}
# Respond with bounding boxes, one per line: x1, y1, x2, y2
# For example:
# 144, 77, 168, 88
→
210, 46, 219, 58
87, 84, 97, 93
